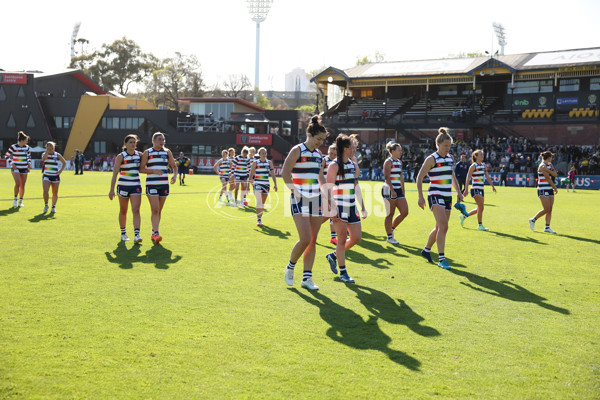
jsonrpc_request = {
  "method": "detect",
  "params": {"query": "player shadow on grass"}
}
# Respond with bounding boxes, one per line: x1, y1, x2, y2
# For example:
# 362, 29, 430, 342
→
450, 269, 570, 315
255, 225, 291, 239
481, 230, 547, 245
28, 213, 55, 223
346, 284, 440, 337
556, 233, 600, 245
105, 241, 145, 270
0, 207, 20, 217
316, 242, 393, 270
142, 244, 182, 270
291, 288, 421, 371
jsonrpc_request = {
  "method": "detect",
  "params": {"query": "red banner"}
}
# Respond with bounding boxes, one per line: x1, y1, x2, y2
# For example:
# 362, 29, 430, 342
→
0, 73, 27, 84
236, 134, 272, 146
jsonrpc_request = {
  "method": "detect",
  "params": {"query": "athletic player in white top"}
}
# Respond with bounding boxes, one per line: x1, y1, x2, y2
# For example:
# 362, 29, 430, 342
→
416, 127, 464, 270
109, 134, 143, 243
5, 131, 31, 207
281, 116, 327, 290
140, 132, 178, 244
41, 142, 66, 214
249, 147, 278, 226
324, 134, 367, 283
529, 151, 558, 234
460, 149, 496, 230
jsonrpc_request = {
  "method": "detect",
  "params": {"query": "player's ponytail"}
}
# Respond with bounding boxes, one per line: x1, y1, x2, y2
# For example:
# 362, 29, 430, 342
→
17, 131, 29, 142
335, 134, 352, 176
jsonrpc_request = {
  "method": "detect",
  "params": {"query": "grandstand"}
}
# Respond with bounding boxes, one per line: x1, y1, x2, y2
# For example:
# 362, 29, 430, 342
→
311, 47, 600, 146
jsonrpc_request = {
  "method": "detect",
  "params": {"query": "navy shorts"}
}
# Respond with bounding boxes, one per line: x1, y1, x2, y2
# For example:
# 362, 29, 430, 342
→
43, 175, 60, 183
290, 193, 322, 217
146, 184, 170, 197
337, 205, 361, 224
428, 195, 452, 211
382, 185, 404, 200
118, 185, 142, 198
538, 189, 554, 197
470, 188, 484, 198
235, 174, 249, 183
13, 168, 29, 174
220, 175, 230, 183
178, 167, 187, 175
254, 183, 270, 194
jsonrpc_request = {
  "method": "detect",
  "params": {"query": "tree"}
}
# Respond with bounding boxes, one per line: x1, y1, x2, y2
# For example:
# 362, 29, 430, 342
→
69, 37, 156, 95
253, 88, 272, 109
355, 50, 386, 66
223, 74, 252, 99
145, 53, 205, 111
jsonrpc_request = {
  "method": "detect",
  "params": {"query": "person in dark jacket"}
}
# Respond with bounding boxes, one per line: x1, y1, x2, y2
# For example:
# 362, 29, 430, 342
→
454, 154, 469, 192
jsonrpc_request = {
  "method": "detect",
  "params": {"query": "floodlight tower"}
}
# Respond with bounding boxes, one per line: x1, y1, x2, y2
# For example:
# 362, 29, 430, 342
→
492, 22, 507, 55
71, 22, 81, 58
247, 0, 273, 101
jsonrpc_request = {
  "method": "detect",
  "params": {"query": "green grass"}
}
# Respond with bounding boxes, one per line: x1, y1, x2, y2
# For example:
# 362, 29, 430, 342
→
1, 170, 599, 399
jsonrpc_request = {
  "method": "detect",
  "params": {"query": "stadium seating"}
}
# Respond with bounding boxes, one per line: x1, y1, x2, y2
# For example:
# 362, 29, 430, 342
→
345, 97, 411, 120
521, 109, 554, 119
403, 96, 498, 119
568, 108, 599, 118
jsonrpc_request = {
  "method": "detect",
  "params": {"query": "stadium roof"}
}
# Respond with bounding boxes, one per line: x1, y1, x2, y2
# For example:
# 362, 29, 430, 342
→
312, 47, 600, 82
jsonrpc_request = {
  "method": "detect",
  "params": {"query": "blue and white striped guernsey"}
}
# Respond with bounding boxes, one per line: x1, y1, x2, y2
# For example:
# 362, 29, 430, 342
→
291, 143, 322, 198
146, 148, 170, 186
43, 153, 60, 176
218, 157, 231, 178
118, 150, 141, 186
253, 160, 271, 186
233, 155, 252, 177
471, 162, 486, 190
333, 159, 357, 208
323, 156, 334, 178
427, 152, 454, 196
5, 144, 31, 169
537, 162, 553, 190
388, 157, 403, 189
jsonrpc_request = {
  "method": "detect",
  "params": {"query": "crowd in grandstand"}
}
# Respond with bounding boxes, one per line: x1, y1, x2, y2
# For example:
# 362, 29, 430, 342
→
358, 135, 600, 180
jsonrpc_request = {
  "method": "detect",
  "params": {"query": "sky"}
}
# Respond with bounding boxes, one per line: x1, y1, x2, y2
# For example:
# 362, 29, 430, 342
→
2, 0, 600, 92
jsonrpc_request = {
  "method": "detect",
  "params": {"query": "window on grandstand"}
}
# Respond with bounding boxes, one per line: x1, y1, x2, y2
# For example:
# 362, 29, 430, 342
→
559, 79, 579, 92
590, 77, 600, 91
438, 85, 458, 96
462, 85, 482, 95
509, 80, 553, 94
192, 145, 212, 155
360, 89, 373, 98
204, 103, 234, 121
53, 116, 73, 129
94, 141, 106, 153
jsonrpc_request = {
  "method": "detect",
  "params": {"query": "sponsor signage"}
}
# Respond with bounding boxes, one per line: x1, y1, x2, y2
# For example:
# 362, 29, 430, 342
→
236, 134, 272, 146
0, 73, 27, 84
556, 175, 600, 190
557, 97, 578, 106
524, 49, 600, 67
194, 158, 218, 168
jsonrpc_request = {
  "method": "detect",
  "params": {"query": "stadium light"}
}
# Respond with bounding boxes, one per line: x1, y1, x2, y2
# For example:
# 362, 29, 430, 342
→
492, 22, 507, 55
247, 0, 273, 101
70, 22, 81, 58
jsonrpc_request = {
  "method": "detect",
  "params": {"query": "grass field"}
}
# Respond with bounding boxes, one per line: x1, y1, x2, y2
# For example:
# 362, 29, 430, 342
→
1, 169, 599, 399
